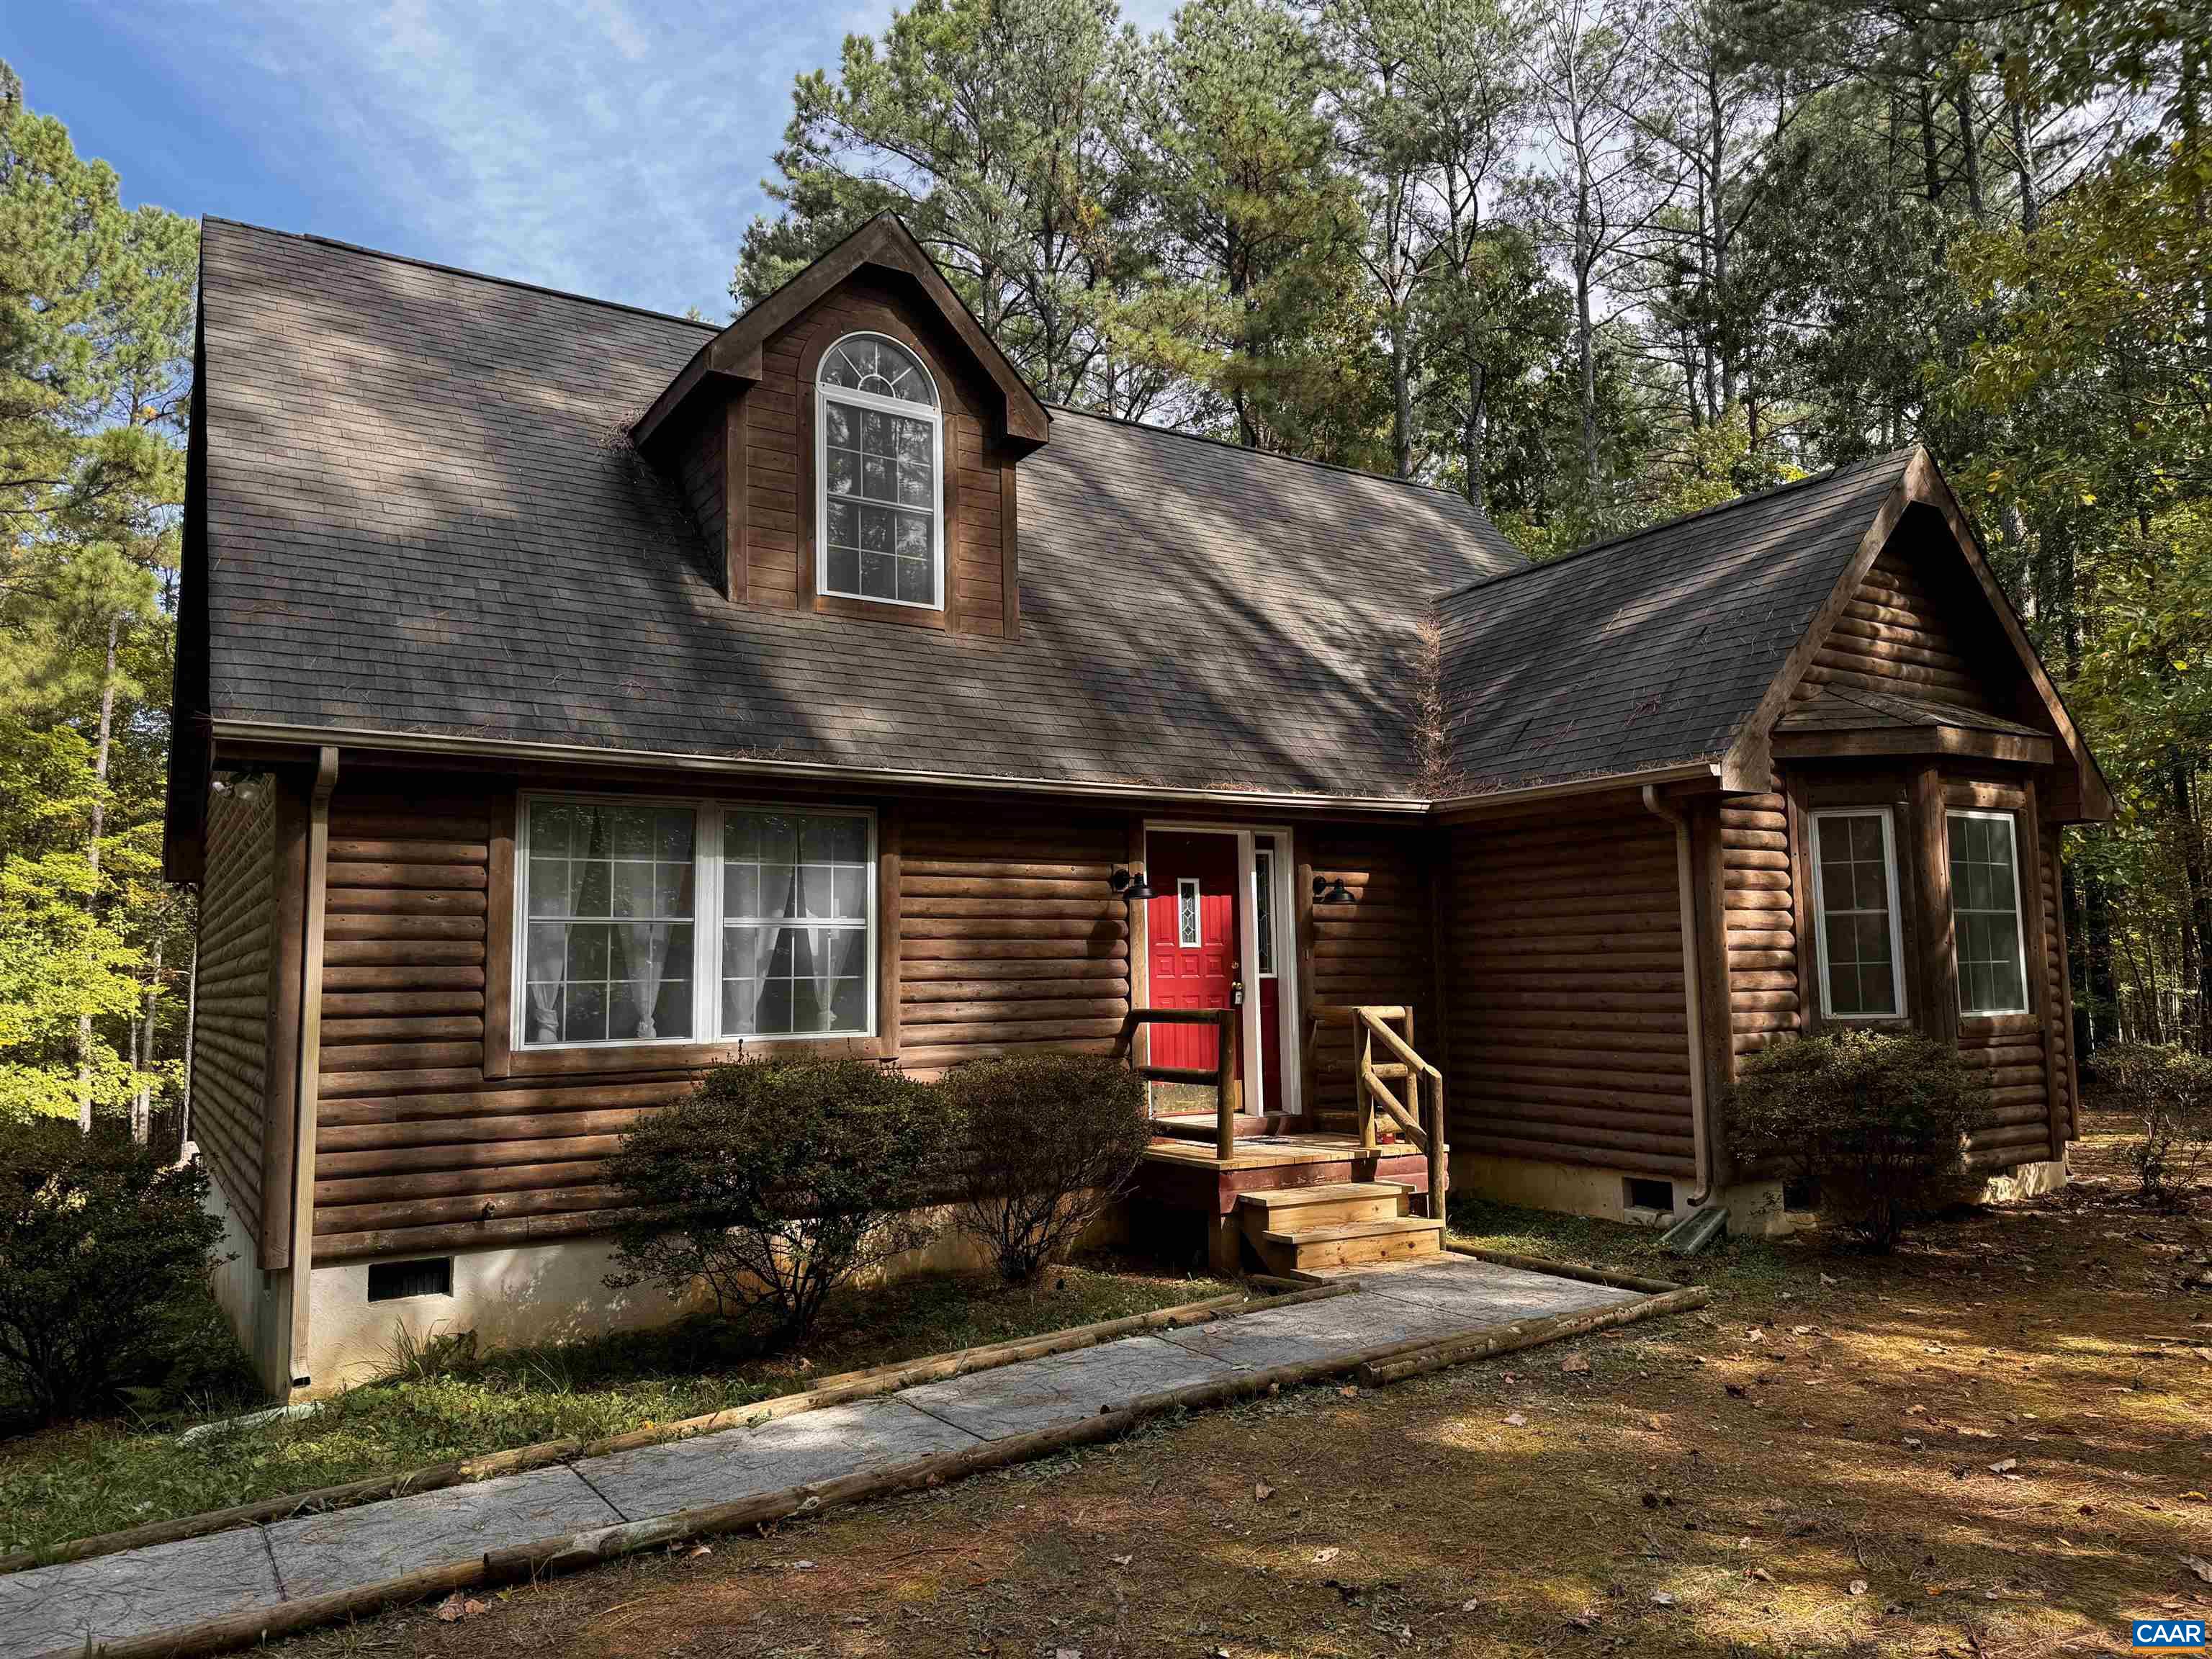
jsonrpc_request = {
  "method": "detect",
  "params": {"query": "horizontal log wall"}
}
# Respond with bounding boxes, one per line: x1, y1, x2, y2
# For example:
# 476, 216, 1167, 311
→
1959, 1012, 2053, 1166
2039, 837, 2077, 1139
896, 811, 1132, 1072
1722, 788, 1802, 1062
1796, 544, 1995, 711
307, 786, 690, 1262
1442, 809, 1696, 1178
1304, 828, 1435, 1115
191, 773, 277, 1231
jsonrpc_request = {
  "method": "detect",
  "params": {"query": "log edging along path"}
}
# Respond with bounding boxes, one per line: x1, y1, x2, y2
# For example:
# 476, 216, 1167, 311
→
0, 1280, 1348, 1578
18, 1256, 1708, 1659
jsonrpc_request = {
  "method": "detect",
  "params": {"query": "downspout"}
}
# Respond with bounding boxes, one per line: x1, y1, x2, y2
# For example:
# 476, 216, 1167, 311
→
287, 745, 339, 1394
1642, 786, 1714, 1207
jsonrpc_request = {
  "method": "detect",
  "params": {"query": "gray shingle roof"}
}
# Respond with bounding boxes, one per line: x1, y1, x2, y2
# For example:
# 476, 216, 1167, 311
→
194, 220, 1521, 801
1434, 456, 1912, 795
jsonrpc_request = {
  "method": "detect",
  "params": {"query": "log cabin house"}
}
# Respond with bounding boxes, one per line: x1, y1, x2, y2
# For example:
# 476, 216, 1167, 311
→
165, 215, 2110, 1396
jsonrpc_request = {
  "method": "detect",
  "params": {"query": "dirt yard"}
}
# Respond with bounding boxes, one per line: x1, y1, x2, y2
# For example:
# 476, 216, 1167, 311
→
284, 1112, 2211, 1658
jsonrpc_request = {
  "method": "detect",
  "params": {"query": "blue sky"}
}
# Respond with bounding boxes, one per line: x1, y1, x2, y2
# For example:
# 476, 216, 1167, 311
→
15, 1, 1174, 322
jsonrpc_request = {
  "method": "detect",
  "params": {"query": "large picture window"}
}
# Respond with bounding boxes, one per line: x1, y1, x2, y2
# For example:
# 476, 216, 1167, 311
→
1947, 810, 2030, 1015
1810, 807, 1906, 1020
517, 797, 875, 1049
817, 333, 942, 610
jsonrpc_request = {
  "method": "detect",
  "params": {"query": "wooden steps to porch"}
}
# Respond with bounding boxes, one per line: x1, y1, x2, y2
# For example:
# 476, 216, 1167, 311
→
1238, 1180, 1442, 1274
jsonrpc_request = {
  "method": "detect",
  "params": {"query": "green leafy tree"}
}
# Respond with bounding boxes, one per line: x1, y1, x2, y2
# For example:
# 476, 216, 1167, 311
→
0, 63, 194, 1130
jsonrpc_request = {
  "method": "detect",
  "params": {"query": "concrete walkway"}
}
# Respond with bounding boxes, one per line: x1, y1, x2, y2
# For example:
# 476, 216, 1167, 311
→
0, 1256, 1642, 1658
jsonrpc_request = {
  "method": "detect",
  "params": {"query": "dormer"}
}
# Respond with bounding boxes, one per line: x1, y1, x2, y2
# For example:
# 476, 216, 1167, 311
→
632, 215, 1049, 637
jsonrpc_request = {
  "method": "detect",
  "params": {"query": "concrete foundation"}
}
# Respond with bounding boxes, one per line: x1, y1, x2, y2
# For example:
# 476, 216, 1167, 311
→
1977, 1152, 2070, 1202
292, 1200, 1135, 1398
1448, 1151, 1791, 1238
198, 1156, 294, 1399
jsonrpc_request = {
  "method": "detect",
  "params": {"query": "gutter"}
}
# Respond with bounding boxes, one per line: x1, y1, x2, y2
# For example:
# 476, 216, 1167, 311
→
212, 721, 1723, 819
210, 721, 1433, 815
287, 745, 338, 1396
1641, 785, 1714, 1208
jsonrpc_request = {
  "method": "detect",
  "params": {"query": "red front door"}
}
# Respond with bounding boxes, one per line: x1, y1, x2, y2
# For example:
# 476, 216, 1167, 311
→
1146, 832, 1240, 1083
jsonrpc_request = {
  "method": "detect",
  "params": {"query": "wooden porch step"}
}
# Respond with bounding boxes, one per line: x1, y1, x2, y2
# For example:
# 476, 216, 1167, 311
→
1235, 1179, 1440, 1274
1238, 1181, 1411, 1228
1254, 1215, 1443, 1274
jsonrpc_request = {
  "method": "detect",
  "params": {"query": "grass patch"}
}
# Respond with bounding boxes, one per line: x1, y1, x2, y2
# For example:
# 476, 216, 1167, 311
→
0, 1256, 1227, 1556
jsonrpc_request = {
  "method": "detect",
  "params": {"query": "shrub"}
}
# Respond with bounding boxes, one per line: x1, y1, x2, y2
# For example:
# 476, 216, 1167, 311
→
603, 1056, 954, 1344
0, 1119, 229, 1423
1723, 1029, 1990, 1251
943, 1053, 1152, 1283
2094, 1042, 2212, 1202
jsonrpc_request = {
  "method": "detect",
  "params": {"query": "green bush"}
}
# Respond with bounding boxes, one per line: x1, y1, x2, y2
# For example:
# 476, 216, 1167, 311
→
2093, 1042, 2212, 1202
603, 1056, 954, 1344
1723, 1029, 1990, 1251
0, 1119, 230, 1423
944, 1053, 1152, 1283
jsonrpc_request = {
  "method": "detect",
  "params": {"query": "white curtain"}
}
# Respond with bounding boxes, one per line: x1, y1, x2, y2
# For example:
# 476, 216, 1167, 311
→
726, 925, 772, 1034
526, 932, 565, 1043
621, 922, 670, 1038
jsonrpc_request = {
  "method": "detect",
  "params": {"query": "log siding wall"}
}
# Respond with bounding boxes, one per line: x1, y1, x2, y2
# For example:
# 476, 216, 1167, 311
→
897, 811, 1131, 1072
1795, 544, 1995, 711
1722, 789, 1802, 1064
1442, 807, 1696, 1178
309, 785, 686, 1262
1303, 829, 1436, 1115
190, 773, 278, 1235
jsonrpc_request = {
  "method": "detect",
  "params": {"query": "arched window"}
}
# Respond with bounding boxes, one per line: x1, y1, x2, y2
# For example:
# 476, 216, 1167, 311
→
817, 333, 943, 609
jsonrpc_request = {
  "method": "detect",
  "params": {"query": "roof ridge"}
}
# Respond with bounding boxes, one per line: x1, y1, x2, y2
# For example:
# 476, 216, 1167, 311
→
202, 217, 724, 334
1432, 449, 1918, 608
1046, 403, 1516, 523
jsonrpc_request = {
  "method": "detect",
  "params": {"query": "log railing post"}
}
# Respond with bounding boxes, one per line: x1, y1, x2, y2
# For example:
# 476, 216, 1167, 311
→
1357, 1017, 1377, 1151
1215, 1007, 1236, 1161
1426, 1065, 1447, 1229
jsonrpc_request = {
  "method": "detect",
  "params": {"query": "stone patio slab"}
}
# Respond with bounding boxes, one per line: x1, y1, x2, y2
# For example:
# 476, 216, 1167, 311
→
266, 1463, 620, 1600
898, 1333, 1234, 1440
581, 1395, 978, 1520
1352, 1257, 1640, 1321
0, 1516, 282, 1659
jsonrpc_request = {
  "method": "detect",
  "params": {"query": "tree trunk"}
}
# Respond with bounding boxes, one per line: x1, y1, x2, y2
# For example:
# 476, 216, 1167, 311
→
1392, 295, 1413, 479
76, 608, 122, 1132
1462, 351, 1487, 508
132, 936, 161, 1146
179, 934, 198, 1156
2006, 81, 2039, 234
1955, 76, 1984, 222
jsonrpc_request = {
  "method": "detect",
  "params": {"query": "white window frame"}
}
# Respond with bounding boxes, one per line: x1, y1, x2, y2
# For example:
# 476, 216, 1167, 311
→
1809, 806, 1907, 1021
1946, 808, 2032, 1017
814, 333, 945, 612
513, 793, 878, 1051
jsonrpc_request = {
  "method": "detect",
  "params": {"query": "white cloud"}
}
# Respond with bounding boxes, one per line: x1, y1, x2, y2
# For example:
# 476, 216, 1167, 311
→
102, 0, 1194, 318
112, 0, 906, 316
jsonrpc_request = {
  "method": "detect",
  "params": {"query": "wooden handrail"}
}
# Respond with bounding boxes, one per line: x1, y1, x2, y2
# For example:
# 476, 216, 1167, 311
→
1313, 1002, 1447, 1229
1122, 1006, 1238, 1160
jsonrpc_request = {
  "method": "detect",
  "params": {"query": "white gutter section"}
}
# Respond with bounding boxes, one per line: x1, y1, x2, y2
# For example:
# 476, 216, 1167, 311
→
1641, 784, 1714, 1208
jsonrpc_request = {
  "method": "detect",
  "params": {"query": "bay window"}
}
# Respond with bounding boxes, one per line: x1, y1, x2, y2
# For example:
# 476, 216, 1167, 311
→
1947, 809, 2030, 1015
517, 796, 875, 1049
1809, 807, 1906, 1020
